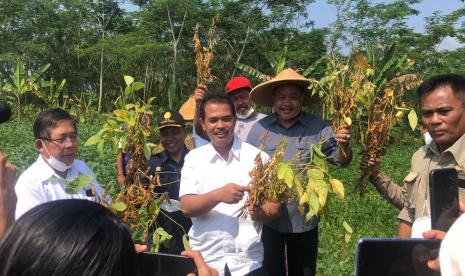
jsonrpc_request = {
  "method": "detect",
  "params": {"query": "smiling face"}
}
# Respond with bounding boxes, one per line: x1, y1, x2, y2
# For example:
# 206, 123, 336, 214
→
229, 88, 252, 116
420, 85, 465, 152
37, 119, 78, 165
159, 126, 187, 157
272, 83, 303, 128
201, 101, 236, 153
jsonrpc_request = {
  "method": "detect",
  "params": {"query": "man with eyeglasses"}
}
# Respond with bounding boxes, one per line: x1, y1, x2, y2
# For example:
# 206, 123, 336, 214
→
15, 109, 104, 218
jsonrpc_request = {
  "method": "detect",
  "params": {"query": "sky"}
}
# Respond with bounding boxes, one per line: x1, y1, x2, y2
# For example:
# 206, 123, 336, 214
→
307, 0, 464, 50
123, 0, 465, 50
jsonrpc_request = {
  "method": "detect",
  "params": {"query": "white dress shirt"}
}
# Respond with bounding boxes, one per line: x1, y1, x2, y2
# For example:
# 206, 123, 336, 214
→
179, 137, 269, 276
15, 155, 104, 219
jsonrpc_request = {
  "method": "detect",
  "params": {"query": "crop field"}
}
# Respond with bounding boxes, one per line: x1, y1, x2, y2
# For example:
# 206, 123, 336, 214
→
0, 119, 422, 275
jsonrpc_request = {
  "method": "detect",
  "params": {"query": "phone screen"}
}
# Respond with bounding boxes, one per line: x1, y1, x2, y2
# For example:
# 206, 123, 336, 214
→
355, 238, 441, 276
429, 168, 460, 231
138, 252, 196, 276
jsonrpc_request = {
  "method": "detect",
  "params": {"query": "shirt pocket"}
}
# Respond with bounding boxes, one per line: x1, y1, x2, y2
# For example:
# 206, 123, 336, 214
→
403, 172, 420, 209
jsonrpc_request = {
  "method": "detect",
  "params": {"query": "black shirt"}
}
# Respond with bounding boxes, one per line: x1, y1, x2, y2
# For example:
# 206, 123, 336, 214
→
147, 146, 191, 254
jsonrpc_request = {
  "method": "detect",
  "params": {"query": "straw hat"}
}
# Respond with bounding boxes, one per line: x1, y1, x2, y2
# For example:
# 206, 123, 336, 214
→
178, 95, 196, 121
250, 68, 312, 107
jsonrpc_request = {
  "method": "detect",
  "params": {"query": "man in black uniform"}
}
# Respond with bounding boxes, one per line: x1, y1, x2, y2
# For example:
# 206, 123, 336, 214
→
147, 110, 191, 254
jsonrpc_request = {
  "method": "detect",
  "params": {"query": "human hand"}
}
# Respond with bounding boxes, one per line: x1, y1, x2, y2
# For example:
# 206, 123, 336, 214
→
422, 230, 446, 271
247, 200, 280, 223
336, 124, 352, 147
0, 153, 17, 239
117, 175, 126, 186
360, 154, 381, 179
194, 84, 208, 103
182, 250, 219, 276
134, 244, 147, 253
218, 183, 249, 204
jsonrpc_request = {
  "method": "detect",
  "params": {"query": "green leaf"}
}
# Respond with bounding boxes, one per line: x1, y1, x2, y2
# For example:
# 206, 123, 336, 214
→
125, 103, 136, 110
277, 163, 294, 188
183, 234, 192, 250
109, 201, 127, 212
124, 75, 134, 86
311, 146, 326, 168
97, 140, 105, 156
84, 134, 103, 146
307, 168, 324, 180
408, 109, 418, 131
315, 180, 329, 207
144, 143, 152, 160
133, 228, 144, 244
124, 86, 133, 97
131, 82, 144, 92
113, 109, 129, 118
76, 174, 93, 190
148, 199, 160, 217
329, 178, 345, 199
345, 233, 351, 243
342, 221, 353, 234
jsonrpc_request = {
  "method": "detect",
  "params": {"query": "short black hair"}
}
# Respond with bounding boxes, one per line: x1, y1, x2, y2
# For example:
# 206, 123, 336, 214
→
33, 109, 77, 139
198, 93, 236, 120
417, 74, 465, 106
0, 199, 137, 276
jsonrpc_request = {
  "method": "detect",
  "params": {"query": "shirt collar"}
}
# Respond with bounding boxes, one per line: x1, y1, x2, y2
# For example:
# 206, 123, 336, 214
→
36, 154, 58, 181
427, 133, 465, 166
445, 132, 465, 166
206, 136, 241, 162
158, 145, 190, 165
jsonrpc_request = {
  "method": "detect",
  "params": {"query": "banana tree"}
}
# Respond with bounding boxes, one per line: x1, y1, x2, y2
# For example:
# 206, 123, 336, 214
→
235, 46, 288, 81
2, 59, 50, 120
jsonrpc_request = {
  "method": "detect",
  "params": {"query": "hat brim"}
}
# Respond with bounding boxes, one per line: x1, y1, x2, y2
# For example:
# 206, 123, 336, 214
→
250, 79, 316, 107
158, 123, 184, 130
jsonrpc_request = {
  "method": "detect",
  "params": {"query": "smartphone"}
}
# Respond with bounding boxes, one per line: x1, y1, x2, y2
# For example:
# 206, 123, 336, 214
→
355, 238, 441, 276
138, 252, 196, 276
429, 168, 460, 231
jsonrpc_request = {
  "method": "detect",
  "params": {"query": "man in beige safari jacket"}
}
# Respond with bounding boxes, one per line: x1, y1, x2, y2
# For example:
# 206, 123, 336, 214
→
364, 74, 465, 238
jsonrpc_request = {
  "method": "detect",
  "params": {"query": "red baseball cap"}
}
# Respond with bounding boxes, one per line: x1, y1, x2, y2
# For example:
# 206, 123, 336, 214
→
225, 76, 252, 94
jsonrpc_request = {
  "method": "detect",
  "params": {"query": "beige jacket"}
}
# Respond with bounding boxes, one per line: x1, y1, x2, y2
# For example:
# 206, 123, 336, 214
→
370, 133, 465, 223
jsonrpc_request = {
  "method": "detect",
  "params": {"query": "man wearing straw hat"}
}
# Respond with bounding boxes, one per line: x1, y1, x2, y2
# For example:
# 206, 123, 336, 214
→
246, 68, 352, 276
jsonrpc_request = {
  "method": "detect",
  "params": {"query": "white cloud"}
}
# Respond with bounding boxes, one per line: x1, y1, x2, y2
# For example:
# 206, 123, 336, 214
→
438, 36, 465, 51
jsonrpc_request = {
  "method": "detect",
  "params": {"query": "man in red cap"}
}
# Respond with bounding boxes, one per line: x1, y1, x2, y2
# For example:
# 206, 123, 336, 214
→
193, 77, 266, 144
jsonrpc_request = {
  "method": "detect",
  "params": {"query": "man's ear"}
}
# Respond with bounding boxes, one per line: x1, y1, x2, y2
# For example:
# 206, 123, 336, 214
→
35, 139, 46, 154
200, 118, 206, 131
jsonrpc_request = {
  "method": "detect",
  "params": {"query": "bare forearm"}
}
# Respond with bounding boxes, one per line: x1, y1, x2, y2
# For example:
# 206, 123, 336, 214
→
398, 219, 412, 237
370, 171, 406, 210
336, 145, 352, 165
193, 107, 209, 141
116, 152, 124, 176
180, 191, 221, 217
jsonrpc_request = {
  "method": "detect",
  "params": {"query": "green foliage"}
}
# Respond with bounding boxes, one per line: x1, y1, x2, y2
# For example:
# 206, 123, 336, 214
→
1, 59, 50, 119
0, 117, 424, 274
49, 174, 93, 194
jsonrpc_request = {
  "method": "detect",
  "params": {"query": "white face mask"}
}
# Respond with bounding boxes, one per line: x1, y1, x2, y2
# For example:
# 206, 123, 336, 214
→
41, 140, 73, 172
236, 107, 255, 120
424, 131, 432, 145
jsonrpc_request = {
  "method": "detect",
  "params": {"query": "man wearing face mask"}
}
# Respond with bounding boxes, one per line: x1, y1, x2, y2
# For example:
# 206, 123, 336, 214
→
192, 76, 266, 145
15, 109, 104, 219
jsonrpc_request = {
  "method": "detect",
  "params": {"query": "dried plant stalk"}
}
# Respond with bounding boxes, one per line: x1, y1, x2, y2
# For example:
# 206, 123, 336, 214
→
193, 15, 218, 85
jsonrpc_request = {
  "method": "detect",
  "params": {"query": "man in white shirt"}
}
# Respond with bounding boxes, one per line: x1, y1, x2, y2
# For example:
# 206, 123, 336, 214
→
179, 94, 279, 276
15, 109, 104, 219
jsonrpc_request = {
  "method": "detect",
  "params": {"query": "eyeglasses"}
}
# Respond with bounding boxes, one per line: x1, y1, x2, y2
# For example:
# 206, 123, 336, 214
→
41, 134, 79, 145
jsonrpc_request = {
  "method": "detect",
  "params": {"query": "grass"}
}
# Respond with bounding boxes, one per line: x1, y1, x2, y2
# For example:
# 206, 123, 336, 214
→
0, 119, 423, 275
